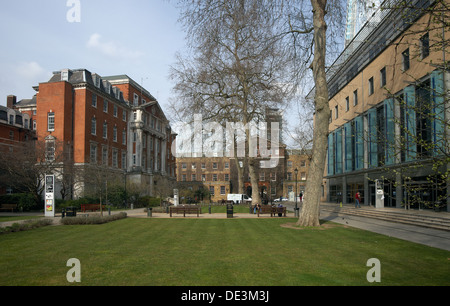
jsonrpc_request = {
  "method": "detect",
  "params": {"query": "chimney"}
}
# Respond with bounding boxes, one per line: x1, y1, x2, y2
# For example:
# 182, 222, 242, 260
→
7, 95, 17, 109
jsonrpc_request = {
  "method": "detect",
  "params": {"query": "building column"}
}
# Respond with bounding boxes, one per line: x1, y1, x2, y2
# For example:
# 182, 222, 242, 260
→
396, 172, 403, 209
364, 173, 369, 206
161, 138, 167, 175
342, 176, 347, 204
445, 72, 450, 212
154, 137, 159, 172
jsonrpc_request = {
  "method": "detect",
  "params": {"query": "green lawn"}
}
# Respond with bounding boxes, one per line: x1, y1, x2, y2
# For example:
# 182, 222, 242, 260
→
0, 217, 449, 286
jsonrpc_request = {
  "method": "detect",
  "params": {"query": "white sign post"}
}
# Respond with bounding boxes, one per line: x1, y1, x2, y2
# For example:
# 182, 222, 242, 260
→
174, 189, 179, 206
45, 175, 55, 217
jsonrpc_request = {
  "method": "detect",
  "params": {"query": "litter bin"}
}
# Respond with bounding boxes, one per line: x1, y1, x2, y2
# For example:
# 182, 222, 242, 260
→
147, 207, 152, 217
227, 204, 233, 218
66, 206, 77, 217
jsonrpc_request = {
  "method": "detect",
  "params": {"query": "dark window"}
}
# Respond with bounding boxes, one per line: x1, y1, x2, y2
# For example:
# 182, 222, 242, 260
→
402, 49, 410, 71
380, 67, 386, 87
420, 32, 429, 59
416, 79, 432, 158
369, 77, 374, 96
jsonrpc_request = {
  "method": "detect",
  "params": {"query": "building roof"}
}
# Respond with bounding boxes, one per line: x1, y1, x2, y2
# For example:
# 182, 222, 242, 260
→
14, 95, 37, 108
47, 69, 129, 107
102, 74, 157, 102
308, 0, 434, 100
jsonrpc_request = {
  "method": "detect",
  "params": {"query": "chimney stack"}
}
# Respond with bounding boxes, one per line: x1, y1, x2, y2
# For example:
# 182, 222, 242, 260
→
7, 95, 17, 109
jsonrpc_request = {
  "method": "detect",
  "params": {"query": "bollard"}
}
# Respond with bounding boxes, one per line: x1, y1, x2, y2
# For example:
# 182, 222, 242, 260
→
227, 204, 233, 218
208, 205, 211, 214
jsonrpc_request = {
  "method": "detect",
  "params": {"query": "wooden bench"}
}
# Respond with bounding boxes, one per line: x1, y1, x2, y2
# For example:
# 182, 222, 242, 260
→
0, 204, 18, 212
170, 205, 200, 217
257, 205, 287, 217
274, 206, 287, 217
80, 204, 106, 212
256, 205, 273, 217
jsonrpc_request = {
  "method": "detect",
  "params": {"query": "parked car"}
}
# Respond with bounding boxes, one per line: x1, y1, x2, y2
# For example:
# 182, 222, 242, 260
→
274, 197, 288, 202
227, 194, 252, 204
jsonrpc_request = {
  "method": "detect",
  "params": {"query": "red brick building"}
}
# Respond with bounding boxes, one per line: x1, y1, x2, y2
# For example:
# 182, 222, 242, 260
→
0, 98, 36, 194
12, 68, 176, 199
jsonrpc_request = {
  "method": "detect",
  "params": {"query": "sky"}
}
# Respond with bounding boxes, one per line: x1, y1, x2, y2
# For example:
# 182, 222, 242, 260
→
0, 0, 186, 112
0, 0, 350, 149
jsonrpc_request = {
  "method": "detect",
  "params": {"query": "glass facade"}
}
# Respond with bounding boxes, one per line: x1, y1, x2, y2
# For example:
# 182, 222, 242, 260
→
326, 70, 447, 208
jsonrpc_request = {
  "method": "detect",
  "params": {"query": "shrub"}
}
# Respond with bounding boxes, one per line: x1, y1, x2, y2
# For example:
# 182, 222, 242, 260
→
138, 196, 162, 208
60, 212, 127, 225
0, 218, 54, 235
18, 193, 36, 211
0, 193, 39, 211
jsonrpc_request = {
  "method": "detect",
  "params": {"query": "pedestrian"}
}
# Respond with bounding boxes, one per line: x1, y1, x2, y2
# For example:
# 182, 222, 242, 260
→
253, 203, 260, 214
277, 203, 283, 217
299, 192, 303, 202
355, 192, 361, 208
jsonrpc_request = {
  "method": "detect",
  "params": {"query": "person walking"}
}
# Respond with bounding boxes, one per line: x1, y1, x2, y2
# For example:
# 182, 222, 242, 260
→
355, 192, 361, 208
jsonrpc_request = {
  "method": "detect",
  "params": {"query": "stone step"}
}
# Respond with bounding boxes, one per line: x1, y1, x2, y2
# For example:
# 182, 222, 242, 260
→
321, 205, 450, 232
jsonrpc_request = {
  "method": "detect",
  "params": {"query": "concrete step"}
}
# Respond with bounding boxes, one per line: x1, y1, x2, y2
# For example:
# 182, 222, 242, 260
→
321, 205, 450, 232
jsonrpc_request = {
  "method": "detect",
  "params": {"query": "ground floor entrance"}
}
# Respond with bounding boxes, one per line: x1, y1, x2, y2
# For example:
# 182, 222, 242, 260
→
326, 170, 449, 212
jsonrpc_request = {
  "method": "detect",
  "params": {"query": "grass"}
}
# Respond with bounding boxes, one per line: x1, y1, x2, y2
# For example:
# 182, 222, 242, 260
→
0, 217, 449, 286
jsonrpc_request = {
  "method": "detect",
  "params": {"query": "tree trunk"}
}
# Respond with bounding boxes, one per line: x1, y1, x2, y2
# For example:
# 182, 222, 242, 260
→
297, 0, 329, 227
247, 127, 261, 206
234, 158, 245, 194
232, 135, 245, 194
248, 157, 261, 205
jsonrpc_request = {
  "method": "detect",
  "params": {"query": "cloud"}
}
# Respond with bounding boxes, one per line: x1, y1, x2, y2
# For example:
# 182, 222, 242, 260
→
87, 33, 144, 60
0, 61, 51, 103
14, 61, 50, 81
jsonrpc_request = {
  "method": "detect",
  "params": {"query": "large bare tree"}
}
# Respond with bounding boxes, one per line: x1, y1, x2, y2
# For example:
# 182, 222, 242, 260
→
296, 0, 329, 227
170, 0, 296, 205
279, 0, 346, 226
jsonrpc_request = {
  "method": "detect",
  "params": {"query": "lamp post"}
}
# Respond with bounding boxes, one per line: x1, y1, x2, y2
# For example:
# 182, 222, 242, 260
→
294, 168, 298, 217
123, 170, 128, 209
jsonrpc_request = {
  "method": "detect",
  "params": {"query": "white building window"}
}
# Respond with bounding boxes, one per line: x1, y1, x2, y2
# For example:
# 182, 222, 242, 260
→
103, 100, 108, 113
113, 126, 117, 142
103, 122, 108, 139
113, 105, 118, 117
48, 112, 55, 131
122, 152, 127, 169
45, 139, 55, 162
102, 147, 108, 165
90, 144, 97, 164
112, 149, 118, 168
91, 117, 96, 135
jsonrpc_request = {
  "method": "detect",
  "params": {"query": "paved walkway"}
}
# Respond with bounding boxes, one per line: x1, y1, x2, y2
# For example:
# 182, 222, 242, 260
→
314, 202, 450, 251
319, 209, 450, 251
2, 204, 450, 251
